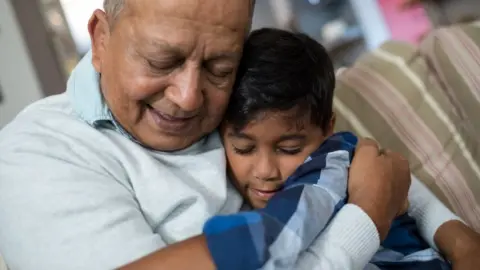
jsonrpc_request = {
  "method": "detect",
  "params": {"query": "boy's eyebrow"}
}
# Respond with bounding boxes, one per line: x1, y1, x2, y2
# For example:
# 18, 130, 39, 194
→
227, 132, 254, 140
277, 134, 306, 142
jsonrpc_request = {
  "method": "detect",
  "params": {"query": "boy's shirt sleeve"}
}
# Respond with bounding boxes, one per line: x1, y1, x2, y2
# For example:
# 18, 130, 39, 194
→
203, 132, 357, 270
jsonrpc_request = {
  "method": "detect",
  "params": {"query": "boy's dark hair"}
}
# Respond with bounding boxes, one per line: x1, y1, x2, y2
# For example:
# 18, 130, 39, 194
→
224, 28, 335, 132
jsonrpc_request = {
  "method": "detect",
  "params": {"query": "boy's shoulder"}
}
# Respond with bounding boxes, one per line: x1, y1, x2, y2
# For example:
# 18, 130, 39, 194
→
284, 132, 356, 187
309, 132, 357, 160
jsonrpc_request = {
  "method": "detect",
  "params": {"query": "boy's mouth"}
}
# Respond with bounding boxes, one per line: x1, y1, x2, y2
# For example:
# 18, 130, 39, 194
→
249, 187, 282, 200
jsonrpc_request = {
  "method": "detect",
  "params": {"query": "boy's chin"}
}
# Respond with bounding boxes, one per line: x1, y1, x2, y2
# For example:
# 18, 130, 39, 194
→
249, 199, 268, 209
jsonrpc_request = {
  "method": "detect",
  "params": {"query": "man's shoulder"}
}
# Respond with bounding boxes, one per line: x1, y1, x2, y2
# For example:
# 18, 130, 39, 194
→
2, 93, 81, 134
0, 93, 122, 171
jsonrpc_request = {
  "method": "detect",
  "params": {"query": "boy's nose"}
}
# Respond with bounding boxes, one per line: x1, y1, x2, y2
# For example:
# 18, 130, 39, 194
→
253, 154, 281, 182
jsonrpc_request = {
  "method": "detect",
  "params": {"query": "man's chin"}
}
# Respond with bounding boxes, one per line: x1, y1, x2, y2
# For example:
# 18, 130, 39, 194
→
136, 131, 201, 152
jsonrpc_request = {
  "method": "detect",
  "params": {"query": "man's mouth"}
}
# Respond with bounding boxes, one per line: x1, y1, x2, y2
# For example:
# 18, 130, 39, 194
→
146, 105, 196, 132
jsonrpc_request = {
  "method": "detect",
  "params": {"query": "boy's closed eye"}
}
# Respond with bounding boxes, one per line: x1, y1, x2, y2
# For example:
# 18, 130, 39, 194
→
228, 132, 307, 156
231, 145, 303, 155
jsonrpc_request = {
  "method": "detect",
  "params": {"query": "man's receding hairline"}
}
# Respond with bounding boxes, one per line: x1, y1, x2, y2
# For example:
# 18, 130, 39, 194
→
103, 0, 256, 26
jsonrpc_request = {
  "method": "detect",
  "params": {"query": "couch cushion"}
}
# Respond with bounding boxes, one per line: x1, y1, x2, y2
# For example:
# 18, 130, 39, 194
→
334, 24, 480, 231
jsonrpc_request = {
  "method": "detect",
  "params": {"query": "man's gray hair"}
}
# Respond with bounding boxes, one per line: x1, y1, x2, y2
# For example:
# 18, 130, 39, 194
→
103, 0, 255, 26
103, 0, 125, 25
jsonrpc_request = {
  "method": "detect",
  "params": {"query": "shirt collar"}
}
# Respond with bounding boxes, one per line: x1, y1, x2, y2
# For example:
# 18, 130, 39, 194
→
66, 50, 112, 126
66, 50, 137, 140
65, 50, 208, 151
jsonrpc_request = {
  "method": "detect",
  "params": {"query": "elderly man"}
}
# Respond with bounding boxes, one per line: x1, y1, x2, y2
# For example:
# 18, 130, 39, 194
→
0, 0, 472, 269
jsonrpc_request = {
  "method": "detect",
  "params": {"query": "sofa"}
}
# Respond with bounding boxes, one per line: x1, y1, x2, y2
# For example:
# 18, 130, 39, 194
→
334, 21, 480, 232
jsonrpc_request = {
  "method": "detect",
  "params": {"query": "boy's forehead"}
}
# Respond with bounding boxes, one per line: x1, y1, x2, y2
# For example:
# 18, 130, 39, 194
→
244, 110, 312, 132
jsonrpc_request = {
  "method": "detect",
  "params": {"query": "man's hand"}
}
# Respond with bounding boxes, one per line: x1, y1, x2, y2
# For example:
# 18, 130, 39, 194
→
434, 220, 480, 270
348, 138, 411, 241
452, 248, 480, 270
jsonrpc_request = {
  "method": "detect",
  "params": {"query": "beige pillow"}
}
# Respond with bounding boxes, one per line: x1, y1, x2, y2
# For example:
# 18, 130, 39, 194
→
334, 28, 480, 231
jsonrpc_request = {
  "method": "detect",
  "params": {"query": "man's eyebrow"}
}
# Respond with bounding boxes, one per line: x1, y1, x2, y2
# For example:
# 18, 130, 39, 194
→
227, 132, 253, 140
144, 39, 185, 55
207, 51, 241, 61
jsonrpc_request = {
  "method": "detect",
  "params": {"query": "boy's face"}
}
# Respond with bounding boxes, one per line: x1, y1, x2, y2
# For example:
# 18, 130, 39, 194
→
221, 109, 334, 209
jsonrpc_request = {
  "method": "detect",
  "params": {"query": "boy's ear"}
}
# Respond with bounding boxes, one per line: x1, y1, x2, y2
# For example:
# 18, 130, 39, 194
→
327, 112, 336, 136
219, 121, 230, 138
219, 121, 227, 132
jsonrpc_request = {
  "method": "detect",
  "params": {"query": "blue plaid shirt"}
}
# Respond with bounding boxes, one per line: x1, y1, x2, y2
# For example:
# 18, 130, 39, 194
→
203, 132, 450, 270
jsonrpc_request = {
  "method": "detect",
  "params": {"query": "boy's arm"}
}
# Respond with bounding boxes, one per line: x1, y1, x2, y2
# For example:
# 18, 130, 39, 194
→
202, 151, 351, 270
204, 184, 344, 270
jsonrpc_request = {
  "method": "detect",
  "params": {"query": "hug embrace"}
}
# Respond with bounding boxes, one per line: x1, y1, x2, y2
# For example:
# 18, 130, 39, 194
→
0, 0, 479, 269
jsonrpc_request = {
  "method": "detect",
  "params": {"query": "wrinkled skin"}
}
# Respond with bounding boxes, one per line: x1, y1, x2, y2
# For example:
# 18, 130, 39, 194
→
88, 0, 251, 151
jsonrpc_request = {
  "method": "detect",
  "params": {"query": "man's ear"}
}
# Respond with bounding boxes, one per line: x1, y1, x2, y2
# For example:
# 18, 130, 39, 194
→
88, 9, 111, 73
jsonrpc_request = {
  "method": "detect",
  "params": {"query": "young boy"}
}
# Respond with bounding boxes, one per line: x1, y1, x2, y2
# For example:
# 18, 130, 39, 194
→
220, 28, 451, 269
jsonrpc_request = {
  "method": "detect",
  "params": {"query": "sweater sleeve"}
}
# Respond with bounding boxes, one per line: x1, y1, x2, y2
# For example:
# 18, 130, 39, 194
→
0, 137, 165, 270
293, 176, 464, 270
407, 176, 463, 250
295, 204, 380, 270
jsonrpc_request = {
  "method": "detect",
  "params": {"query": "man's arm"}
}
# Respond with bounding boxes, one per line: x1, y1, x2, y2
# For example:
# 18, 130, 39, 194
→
295, 204, 381, 269
408, 177, 480, 266
434, 220, 480, 265
122, 204, 380, 270
120, 236, 215, 270
407, 176, 462, 249
293, 139, 412, 270
0, 149, 165, 270
121, 219, 480, 270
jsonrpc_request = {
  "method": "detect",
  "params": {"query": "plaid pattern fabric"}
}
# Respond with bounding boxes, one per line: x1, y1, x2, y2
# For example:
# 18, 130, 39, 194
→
204, 133, 353, 270
334, 22, 480, 232
204, 132, 448, 270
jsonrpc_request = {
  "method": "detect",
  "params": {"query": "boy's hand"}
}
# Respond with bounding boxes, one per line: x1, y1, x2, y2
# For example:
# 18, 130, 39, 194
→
348, 138, 411, 241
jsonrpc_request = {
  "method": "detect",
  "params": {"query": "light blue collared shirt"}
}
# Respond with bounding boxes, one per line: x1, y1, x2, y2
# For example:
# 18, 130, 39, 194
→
66, 50, 134, 140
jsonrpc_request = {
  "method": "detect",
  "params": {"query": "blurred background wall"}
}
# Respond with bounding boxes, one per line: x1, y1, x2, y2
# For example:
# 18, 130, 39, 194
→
0, 0, 43, 126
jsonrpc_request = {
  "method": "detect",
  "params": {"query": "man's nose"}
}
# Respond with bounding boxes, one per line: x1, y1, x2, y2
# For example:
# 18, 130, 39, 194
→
166, 65, 204, 112
253, 153, 280, 182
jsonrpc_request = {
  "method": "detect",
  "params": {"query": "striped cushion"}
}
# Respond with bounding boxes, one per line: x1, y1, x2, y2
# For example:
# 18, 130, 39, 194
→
334, 22, 480, 231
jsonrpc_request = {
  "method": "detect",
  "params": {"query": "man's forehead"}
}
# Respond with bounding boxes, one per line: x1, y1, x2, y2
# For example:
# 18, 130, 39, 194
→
126, 0, 253, 32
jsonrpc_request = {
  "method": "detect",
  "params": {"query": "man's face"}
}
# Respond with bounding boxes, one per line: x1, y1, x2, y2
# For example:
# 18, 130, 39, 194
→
88, 0, 250, 151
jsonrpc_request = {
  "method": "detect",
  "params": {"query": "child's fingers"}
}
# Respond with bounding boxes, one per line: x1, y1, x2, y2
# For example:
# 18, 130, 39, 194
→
398, 200, 410, 216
